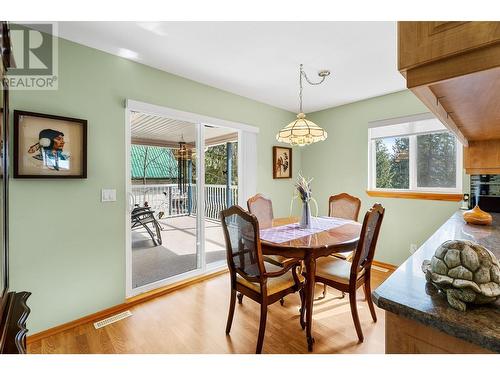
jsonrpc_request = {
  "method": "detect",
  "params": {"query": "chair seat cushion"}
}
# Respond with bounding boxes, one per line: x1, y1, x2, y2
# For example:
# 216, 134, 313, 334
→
237, 263, 304, 296
315, 257, 364, 284
332, 251, 353, 261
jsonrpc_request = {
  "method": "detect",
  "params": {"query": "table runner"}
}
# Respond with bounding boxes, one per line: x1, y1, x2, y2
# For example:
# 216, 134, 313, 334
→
259, 216, 353, 244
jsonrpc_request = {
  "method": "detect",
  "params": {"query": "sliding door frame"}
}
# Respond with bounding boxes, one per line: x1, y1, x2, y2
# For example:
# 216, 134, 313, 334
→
124, 100, 257, 298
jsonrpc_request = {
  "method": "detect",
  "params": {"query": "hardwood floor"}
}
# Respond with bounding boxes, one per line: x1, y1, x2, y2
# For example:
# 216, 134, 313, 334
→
28, 269, 392, 354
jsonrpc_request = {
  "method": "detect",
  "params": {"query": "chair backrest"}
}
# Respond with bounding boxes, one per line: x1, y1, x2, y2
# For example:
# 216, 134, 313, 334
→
247, 194, 274, 229
328, 193, 362, 221
220, 205, 265, 283
350, 203, 385, 276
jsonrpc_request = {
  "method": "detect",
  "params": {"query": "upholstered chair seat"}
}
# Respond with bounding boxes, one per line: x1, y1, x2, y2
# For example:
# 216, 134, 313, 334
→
237, 263, 305, 295
315, 257, 365, 284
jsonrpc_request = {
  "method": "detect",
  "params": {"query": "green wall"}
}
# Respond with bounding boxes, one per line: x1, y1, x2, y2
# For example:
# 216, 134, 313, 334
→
9, 37, 300, 334
9, 35, 465, 335
303, 91, 463, 266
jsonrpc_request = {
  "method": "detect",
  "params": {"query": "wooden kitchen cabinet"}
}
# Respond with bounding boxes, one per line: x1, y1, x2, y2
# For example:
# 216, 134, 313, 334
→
398, 21, 500, 172
385, 312, 493, 354
463, 140, 500, 175
399, 22, 500, 71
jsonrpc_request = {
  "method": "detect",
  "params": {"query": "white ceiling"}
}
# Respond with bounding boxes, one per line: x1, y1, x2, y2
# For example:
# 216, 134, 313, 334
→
56, 21, 406, 112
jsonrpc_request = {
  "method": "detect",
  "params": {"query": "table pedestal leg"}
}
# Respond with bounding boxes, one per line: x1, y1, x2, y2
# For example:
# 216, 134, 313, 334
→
304, 253, 316, 352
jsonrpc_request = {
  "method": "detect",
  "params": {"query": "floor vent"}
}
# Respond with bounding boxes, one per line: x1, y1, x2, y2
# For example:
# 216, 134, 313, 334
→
93, 310, 132, 329
372, 265, 389, 273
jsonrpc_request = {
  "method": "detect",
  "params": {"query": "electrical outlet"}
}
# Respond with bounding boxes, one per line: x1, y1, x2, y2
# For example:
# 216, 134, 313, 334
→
409, 243, 418, 254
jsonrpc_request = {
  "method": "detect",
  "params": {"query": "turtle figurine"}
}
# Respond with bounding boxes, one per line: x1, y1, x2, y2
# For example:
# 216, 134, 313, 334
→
422, 239, 500, 311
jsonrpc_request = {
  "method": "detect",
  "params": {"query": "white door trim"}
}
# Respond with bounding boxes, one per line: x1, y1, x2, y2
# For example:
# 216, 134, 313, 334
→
125, 100, 244, 298
125, 106, 133, 298
197, 123, 206, 273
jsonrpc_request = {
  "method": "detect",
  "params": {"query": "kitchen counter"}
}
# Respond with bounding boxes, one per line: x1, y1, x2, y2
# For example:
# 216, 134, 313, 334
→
373, 211, 500, 353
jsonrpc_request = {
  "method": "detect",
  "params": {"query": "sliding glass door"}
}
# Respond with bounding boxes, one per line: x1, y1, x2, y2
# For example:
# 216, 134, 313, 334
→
129, 113, 201, 290
127, 109, 239, 295
203, 124, 238, 270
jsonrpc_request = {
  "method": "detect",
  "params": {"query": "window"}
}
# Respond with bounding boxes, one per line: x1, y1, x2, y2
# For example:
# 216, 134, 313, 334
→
368, 113, 462, 193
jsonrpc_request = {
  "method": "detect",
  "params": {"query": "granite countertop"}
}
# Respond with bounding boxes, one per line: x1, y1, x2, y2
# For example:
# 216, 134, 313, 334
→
373, 211, 500, 353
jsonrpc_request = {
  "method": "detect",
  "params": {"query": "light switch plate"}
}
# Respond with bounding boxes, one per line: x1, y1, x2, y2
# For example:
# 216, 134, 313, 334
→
101, 189, 117, 202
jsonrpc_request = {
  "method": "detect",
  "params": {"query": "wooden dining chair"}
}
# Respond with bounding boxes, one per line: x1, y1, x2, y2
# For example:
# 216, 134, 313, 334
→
314, 203, 385, 342
247, 194, 295, 268
328, 193, 362, 221
220, 205, 305, 354
328, 193, 362, 260
247, 194, 274, 228
316, 193, 362, 300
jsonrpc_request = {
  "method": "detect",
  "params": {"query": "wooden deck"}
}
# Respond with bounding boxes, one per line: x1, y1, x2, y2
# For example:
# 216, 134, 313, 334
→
132, 215, 226, 288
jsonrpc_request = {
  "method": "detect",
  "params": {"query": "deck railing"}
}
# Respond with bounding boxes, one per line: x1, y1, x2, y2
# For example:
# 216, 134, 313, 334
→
131, 183, 238, 220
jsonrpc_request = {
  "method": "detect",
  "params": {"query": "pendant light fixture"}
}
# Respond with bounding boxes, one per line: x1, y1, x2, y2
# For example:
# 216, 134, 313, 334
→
173, 135, 194, 194
276, 64, 330, 146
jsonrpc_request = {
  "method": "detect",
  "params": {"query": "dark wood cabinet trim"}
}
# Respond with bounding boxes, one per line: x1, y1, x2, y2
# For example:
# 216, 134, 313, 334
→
1, 291, 30, 354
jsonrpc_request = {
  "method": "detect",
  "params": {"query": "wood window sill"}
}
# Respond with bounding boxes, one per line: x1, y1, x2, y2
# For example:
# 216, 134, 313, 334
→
366, 190, 462, 202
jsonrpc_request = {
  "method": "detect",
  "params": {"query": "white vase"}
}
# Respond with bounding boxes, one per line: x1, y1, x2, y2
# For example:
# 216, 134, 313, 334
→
299, 200, 312, 229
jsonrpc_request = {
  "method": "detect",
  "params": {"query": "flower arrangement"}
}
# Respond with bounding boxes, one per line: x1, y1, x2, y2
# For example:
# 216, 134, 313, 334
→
295, 173, 313, 202
291, 173, 318, 229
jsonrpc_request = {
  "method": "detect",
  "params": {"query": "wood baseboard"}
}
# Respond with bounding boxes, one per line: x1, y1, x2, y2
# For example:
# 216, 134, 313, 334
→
27, 268, 228, 344
125, 268, 228, 305
372, 260, 398, 272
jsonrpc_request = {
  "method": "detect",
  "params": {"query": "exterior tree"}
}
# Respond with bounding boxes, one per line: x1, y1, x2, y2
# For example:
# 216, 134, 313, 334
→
204, 142, 238, 185
390, 137, 409, 189
375, 139, 394, 188
374, 132, 456, 191
417, 132, 456, 188
132, 143, 238, 186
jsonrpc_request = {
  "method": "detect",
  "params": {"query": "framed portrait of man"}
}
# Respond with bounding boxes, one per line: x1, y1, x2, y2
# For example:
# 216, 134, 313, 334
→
272, 146, 292, 179
14, 110, 87, 178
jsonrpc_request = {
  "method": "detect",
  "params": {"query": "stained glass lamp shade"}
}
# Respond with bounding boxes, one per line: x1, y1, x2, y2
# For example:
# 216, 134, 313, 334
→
276, 112, 328, 146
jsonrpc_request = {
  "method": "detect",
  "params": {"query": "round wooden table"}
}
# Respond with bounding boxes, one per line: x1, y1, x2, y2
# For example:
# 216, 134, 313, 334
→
260, 217, 362, 351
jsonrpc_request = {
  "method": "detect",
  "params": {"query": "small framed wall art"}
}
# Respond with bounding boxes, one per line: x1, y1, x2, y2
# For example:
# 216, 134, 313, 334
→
14, 110, 87, 178
272, 146, 292, 179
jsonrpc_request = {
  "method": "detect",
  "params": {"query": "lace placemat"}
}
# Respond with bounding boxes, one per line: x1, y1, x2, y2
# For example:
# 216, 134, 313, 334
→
259, 216, 353, 244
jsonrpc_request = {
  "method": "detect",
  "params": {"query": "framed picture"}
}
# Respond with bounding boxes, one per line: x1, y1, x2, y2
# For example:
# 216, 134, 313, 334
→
273, 146, 292, 179
14, 110, 87, 178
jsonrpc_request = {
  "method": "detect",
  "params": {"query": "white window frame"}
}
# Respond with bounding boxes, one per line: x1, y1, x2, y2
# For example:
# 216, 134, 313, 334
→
368, 113, 463, 194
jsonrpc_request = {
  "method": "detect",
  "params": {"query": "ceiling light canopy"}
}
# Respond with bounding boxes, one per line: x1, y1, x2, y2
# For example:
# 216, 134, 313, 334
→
276, 64, 330, 147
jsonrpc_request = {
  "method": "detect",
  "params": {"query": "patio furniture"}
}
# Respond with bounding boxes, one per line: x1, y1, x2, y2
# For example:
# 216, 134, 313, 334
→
131, 206, 163, 246
220, 205, 304, 354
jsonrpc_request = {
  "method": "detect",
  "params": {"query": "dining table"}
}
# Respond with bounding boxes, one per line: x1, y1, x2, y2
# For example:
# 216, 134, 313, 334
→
259, 216, 362, 351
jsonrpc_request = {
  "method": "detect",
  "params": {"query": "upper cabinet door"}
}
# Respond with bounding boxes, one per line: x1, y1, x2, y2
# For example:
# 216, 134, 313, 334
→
398, 21, 500, 71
